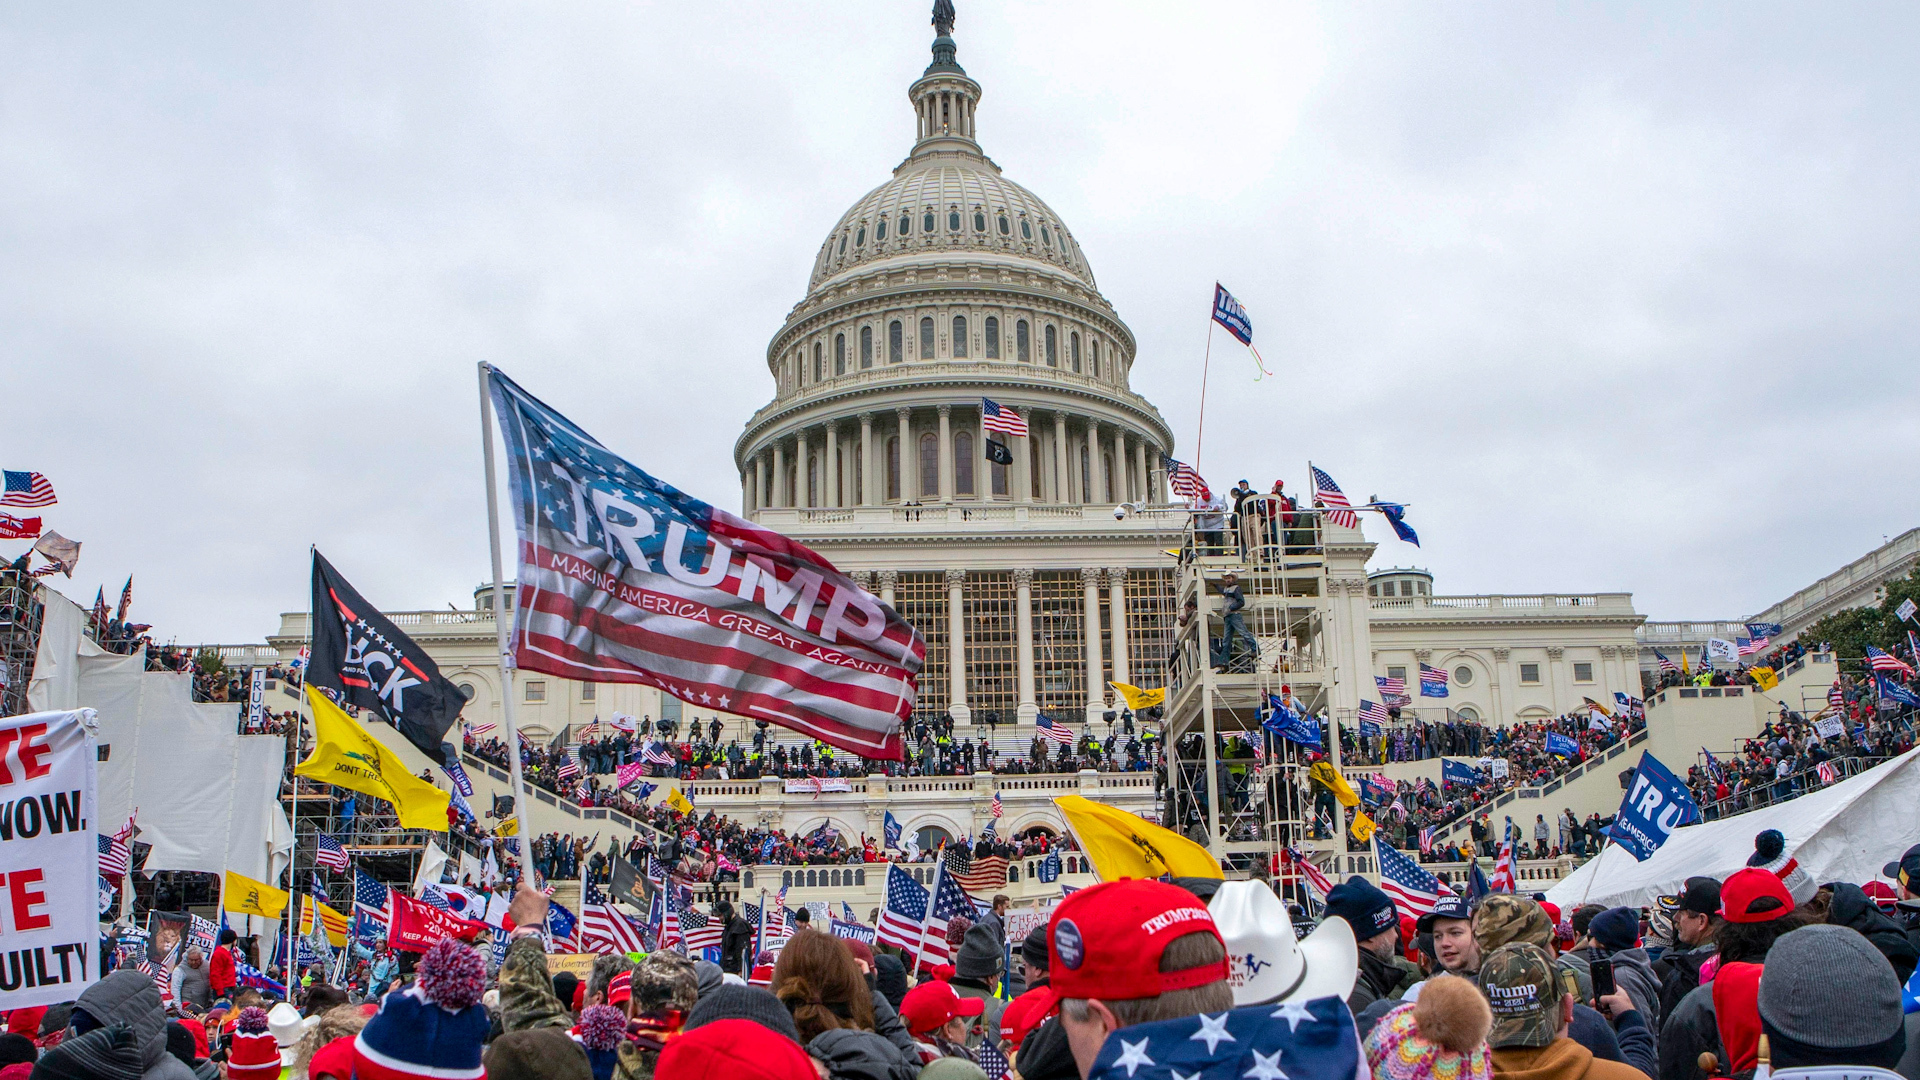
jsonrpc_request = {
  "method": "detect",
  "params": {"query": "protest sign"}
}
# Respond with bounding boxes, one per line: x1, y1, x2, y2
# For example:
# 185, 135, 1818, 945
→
0, 709, 99, 1006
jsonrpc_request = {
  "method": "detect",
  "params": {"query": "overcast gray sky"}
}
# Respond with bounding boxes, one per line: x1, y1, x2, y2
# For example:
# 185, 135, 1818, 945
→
5, 2, 1917, 644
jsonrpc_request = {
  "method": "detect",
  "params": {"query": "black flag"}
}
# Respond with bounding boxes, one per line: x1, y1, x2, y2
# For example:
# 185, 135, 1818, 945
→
985, 438, 1013, 466
610, 854, 650, 912
308, 550, 467, 764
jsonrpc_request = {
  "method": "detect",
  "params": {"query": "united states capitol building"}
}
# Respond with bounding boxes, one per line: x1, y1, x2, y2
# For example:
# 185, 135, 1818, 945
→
204, 7, 1914, 903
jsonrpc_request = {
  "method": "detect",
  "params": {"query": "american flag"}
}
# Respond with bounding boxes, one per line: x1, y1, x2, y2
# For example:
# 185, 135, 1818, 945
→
419, 885, 453, 911
1737, 636, 1770, 657
876, 865, 930, 956
1654, 650, 1679, 674
1866, 646, 1914, 677
990, 792, 1002, 818
314, 832, 350, 873
98, 832, 130, 878
944, 846, 1009, 893
1816, 761, 1838, 784
921, 862, 975, 960
558, 746, 581, 780
1, 470, 56, 508
1164, 455, 1210, 500
1357, 700, 1391, 725
467, 721, 497, 737
581, 885, 649, 954
1418, 827, 1436, 855
1375, 675, 1407, 697
1420, 663, 1450, 694
978, 1039, 1012, 1080
1035, 714, 1074, 744
352, 871, 391, 941
642, 741, 676, 766
1283, 848, 1335, 902
578, 719, 601, 740
1829, 681, 1847, 710
486, 370, 925, 761
1488, 840, 1517, 893
1376, 839, 1445, 918
980, 397, 1029, 438
1309, 465, 1357, 529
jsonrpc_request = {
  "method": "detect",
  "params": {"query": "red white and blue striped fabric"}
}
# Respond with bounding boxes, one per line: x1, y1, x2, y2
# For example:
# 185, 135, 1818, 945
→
1309, 466, 1357, 529
981, 397, 1029, 438
1375, 675, 1406, 697
488, 369, 925, 760
1357, 700, 1392, 725
1376, 839, 1444, 918
1, 470, 56, 508
1866, 646, 1913, 677
1034, 714, 1074, 744
314, 833, 350, 873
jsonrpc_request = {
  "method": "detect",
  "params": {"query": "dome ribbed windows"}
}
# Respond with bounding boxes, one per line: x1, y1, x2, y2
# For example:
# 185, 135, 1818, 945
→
952, 316, 968, 358
1044, 325, 1057, 367
855, 225, 865, 247
834, 333, 846, 375
1016, 320, 1029, 362
923, 210, 935, 234
875, 218, 887, 241
973, 209, 986, 232
889, 320, 903, 363
920, 317, 935, 358
1020, 218, 1032, 240
1070, 331, 1081, 373
948, 207, 961, 232
984, 316, 999, 358
899, 213, 911, 237
860, 326, 873, 368
998, 214, 1009, 235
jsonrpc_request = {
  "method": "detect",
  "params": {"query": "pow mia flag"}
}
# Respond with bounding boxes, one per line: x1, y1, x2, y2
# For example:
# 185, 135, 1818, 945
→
309, 551, 467, 765
984, 438, 1014, 466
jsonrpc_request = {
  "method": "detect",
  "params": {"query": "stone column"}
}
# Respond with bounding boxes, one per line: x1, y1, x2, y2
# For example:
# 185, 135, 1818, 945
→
795, 428, 811, 508
1017, 427, 1035, 503
896, 408, 914, 502
978, 405, 992, 500
937, 404, 954, 502
1052, 412, 1069, 504
756, 453, 770, 513
824, 422, 840, 508
1492, 647, 1511, 726
1081, 567, 1105, 722
859, 413, 875, 507
877, 570, 897, 608
1107, 567, 1130, 687
741, 470, 752, 514
1546, 645, 1566, 715
772, 440, 787, 507
1088, 418, 1105, 505
1134, 436, 1149, 504
1014, 568, 1037, 723
946, 569, 970, 724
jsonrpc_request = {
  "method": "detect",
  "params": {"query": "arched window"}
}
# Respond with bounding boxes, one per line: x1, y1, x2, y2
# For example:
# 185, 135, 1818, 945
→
854, 226, 865, 247
1041, 223, 1052, 246
805, 869, 818, 888
998, 214, 1009, 235
920, 317, 935, 359
838, 234, 847, 255
991, 445, 1007, 496
1045, 325, 1058, 366
834, 333, 846, 375
1103, 452, 1115, 502
984, 316, 1000, 358
919, 433, 939, 498
1020, 218, 1032, 240
955, 431, 974, 496
1080, 444, 1091, 504
1016, 320, 1030, 362
782, 870, 793, 888
830, 869, 842, 887
952, 316, 968, 358
875, 218, 886, 241
859, 326, 873, 368
1070, 332, 1081, 372
812, 342, 823, 382
889, 320, 903, 364
899, 212, 911, 237
854, 869, 865, 886
1008, 863, 1020, 883
948, 207, 961, 232
923, 210, 936, 234
973, 209, 986, 232
915, 824, 954, 852
886, 436, 901, 500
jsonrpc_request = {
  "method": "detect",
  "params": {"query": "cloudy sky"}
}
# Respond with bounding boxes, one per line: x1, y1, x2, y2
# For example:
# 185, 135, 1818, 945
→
5, 2, 1916, 644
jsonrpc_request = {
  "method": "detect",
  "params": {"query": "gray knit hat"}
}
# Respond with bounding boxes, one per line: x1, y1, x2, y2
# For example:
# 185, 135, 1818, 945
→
1759, 924, 1906, 1068
955, 922, 1003, 981
684, 984, 802, 1043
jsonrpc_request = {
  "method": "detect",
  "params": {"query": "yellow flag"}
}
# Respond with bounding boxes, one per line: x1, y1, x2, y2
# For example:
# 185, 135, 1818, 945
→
1308, 761, 1360, 808
223, 871, 290, 919
295, 685, 450, 830
1751, 667, 1779, 691
665, 787, 695, 815
299, 896, 351, 947
493, 816, 520, 838
1109, 683, 1167, 711
1053, 795, 1221, 881
1582, 696, 1614, 718
1349, 811, 1377, 843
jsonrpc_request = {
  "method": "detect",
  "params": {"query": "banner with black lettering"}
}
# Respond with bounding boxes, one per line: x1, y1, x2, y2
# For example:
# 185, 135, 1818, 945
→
0, 709, 98, 1006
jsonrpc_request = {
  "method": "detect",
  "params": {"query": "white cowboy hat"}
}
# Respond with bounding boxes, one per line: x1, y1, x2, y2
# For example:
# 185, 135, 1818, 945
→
1211, 880, 1359, 1006
266, 1001, 314, 1064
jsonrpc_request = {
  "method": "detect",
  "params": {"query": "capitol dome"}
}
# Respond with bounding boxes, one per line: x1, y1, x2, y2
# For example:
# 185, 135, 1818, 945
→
734, 2, 1174, 519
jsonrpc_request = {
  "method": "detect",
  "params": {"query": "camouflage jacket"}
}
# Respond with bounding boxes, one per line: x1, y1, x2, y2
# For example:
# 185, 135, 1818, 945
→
497, 937, 669, 1080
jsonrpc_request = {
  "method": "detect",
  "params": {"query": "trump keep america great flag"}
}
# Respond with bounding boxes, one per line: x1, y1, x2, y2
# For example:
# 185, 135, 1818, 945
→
487, 369, 924, 759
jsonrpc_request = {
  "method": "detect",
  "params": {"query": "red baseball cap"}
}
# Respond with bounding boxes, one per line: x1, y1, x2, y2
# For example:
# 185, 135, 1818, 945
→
1539, 902, 1561, 925
1047, 879, 1228, 1003
1862, 880, 1899, 913
655, 1019, 817, 1080
900, 980, 986, 1035
1720, 867, 1795, 924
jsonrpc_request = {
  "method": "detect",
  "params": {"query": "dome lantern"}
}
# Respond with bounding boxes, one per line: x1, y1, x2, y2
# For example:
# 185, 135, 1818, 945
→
908, 1, 983, 163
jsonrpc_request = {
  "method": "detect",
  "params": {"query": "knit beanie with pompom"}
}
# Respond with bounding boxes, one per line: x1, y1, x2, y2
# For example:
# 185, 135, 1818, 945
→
1364, 975, 1494, 1080
353, 938, 491, 1080
575, 1005, 627, 1080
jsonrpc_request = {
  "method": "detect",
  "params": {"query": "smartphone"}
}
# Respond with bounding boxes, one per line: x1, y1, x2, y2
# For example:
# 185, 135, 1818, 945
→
1591, 958, 1616, 1000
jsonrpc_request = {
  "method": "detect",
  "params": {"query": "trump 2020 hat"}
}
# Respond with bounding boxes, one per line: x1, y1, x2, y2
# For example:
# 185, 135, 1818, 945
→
1047, 879, 1228, 1003
1210, 880, 1356, 1006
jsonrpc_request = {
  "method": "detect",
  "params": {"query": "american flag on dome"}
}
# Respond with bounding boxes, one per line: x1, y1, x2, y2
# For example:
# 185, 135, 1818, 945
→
1376, 838, 1446, 918
486, 367, 925, 761
1866, 645, 1914, 677
1035, 713, 1074, 744
981, 397, 1029, 438
1375, 674, 1406, 697
1163, 455, 1210, 501
1357, 700, 1391, 725
314, 832, 350, 873
1309, 465, 1357, 529
1, 470, 56, 508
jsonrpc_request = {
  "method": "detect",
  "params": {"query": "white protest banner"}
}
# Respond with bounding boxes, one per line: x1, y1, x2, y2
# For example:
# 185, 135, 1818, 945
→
783, 778, 854, 794
1490, 758, 1510, 780
1813, 713, 1845, 740
0, 709, 99, 1006
246, 668, 266, 731
1896, 598, 1916, 624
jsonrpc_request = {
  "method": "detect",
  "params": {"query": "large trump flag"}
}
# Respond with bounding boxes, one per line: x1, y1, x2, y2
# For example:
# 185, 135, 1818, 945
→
486, 368, 924, 759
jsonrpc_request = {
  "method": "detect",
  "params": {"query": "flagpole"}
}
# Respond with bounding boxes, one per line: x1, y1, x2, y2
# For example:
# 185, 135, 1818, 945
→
287, 569, 317, 987
1194, 305, 1216, 475
477, 362, 531, 882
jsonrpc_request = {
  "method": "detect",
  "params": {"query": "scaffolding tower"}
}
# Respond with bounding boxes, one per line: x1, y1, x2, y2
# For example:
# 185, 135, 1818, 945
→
0, 568, 45, 717
1163, 497, 1353, 879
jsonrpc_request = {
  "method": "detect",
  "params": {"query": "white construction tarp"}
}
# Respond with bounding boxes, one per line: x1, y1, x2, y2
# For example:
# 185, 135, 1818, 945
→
26, 584, 100, 712
1547, 746, 1920, 909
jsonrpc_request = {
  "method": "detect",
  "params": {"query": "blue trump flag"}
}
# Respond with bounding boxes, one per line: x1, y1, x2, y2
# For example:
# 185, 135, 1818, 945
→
1608, 752, 1700, 861
1262, 695, 1322, 751
883, 810, 902, 849
1545, 732, 1579, 758
1878, 675, 1920, 708
1087, 994, 1359, 1080
1211, 283, 1254, 345
1442, 758, 1479, 787
1375, 502, 1419, 547
1358, 718, 1383, 741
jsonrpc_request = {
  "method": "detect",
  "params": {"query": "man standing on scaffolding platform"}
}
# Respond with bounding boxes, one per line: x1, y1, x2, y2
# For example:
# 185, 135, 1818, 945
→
1212, 572, 1259, 673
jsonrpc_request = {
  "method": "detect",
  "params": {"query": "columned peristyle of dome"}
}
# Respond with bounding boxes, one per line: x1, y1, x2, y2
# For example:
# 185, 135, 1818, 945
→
735, 9, 1174, 516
